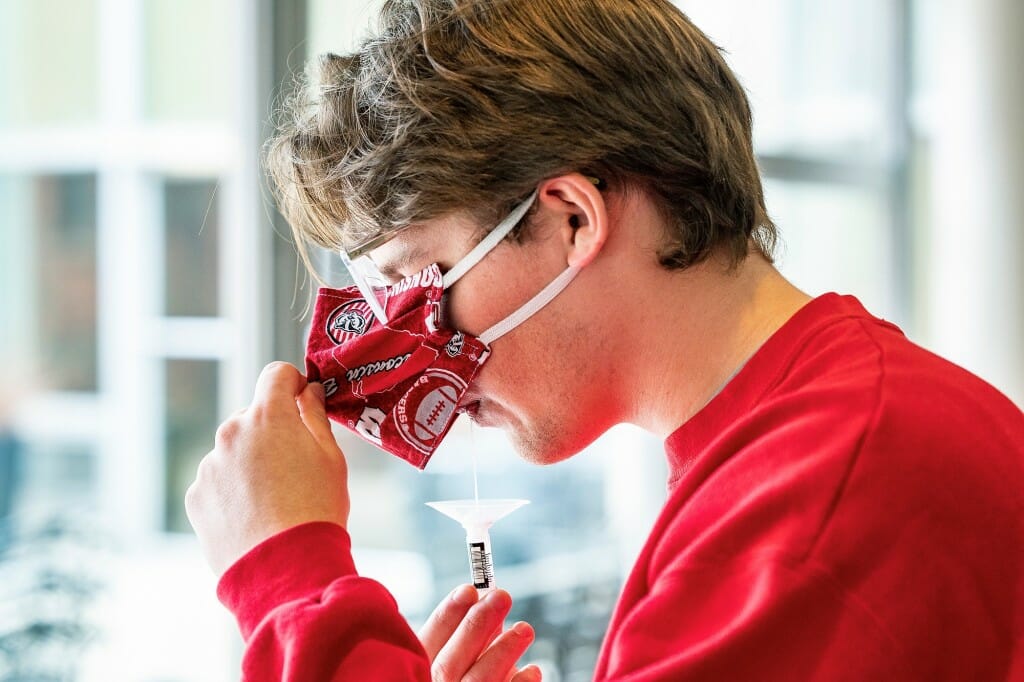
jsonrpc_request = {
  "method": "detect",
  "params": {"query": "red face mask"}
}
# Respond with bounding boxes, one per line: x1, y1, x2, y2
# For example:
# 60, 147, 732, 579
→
304, 190, 581, 468
305, 264, 491, 468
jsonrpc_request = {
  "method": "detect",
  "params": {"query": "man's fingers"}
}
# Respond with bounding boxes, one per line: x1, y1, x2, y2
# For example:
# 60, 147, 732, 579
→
296, 382, 340, 455
418, 584, 478, 662
252, 361, 304, 413
465, 622, 536, 682
433, 589, 512, 679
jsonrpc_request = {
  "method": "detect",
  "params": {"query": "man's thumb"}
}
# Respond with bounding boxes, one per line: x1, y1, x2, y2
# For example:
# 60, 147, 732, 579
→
296, 382, 339, 453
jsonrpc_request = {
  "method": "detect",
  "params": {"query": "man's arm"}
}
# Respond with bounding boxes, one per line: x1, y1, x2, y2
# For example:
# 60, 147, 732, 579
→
217, 521, 533, 681
185, 362, 539, 681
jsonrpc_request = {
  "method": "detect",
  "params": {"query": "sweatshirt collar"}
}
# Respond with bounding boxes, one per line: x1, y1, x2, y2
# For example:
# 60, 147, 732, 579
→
662, 293, 877, 490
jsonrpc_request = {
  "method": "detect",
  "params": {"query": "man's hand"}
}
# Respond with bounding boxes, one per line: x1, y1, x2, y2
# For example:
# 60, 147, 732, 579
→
185, 361, 349, 576
419, 585, 542, 682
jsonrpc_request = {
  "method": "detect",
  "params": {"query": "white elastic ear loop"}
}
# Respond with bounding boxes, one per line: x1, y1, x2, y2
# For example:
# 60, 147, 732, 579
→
339, 249, 389, 324
442, 189, 539, 289
478, 265, 581, 346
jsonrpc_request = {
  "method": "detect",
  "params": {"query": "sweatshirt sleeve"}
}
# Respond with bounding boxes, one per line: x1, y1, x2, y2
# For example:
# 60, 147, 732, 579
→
216, 521, 431, 681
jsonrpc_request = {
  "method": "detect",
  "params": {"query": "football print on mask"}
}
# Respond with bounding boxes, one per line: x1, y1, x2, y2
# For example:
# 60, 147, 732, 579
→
397, 368, 467, 454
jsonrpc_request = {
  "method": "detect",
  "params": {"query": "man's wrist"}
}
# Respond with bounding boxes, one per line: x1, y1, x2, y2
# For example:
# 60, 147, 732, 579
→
216, 521, 356, 639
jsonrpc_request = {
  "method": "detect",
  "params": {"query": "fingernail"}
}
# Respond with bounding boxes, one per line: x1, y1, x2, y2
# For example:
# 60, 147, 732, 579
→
450, 584, 476, 606
309, 381, 325, 401
512, 621, 533, 638
483, 589, 508, 607
522, 664, 542, 680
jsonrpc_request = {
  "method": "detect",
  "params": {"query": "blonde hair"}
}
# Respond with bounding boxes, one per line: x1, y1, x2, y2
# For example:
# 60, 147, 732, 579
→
266, 0, 776, 280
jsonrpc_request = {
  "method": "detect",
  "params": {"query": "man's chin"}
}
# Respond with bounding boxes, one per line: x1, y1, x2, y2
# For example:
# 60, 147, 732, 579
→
505, 428, 584, 467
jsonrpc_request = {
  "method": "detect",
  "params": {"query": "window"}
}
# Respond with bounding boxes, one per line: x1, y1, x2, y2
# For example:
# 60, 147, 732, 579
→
162, 179, 221, 317
681, 0, 912, 324
0, 0, 270, 677
0, 174, 99, 393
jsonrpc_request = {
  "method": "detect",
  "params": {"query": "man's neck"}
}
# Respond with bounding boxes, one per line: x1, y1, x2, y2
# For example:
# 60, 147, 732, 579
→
623, 252, 811, 438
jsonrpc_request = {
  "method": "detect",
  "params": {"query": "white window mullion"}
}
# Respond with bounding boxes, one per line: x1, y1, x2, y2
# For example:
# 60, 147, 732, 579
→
0, 127, 236, 175
220, 0, 274, 417
96, 0, 164, 536
146, 317, 236, 359
0, 176, 37, 375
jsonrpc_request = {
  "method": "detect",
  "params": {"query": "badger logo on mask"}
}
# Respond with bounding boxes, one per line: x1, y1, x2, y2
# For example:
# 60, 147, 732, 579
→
445, 332, 465, 357
326, 299, 374, 344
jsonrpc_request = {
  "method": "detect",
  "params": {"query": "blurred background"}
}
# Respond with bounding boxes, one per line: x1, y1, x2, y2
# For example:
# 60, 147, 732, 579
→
0, 0, 1021, 680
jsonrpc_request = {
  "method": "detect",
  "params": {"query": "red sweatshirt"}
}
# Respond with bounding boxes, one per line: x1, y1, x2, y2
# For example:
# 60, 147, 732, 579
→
218, 293, 1024, 680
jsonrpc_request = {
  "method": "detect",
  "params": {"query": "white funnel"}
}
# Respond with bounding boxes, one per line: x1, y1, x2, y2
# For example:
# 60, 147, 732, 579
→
426, 499, 529, 593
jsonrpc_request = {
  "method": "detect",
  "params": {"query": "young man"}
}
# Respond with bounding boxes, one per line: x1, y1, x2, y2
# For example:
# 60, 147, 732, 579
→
185, 0, 1024, 679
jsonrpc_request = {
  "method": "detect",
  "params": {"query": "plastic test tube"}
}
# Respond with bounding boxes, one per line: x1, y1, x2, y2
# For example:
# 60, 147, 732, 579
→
426, 499, 529, 593
465, 520, 496, 591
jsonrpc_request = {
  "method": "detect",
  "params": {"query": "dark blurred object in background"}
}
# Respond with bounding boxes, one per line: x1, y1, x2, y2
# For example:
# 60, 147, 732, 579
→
0, 431, 20, 527
0, 515, 106, 682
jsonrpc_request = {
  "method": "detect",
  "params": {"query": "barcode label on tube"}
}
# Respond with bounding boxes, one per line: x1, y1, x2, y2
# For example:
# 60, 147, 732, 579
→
468, 541, 494, 589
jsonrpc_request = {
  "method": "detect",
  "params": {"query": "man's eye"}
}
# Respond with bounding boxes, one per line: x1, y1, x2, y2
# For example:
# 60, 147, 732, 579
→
372, 267, 404, 286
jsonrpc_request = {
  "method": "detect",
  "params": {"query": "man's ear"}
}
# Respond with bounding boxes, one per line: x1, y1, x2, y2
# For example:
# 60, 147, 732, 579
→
536, 173, 609, 268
